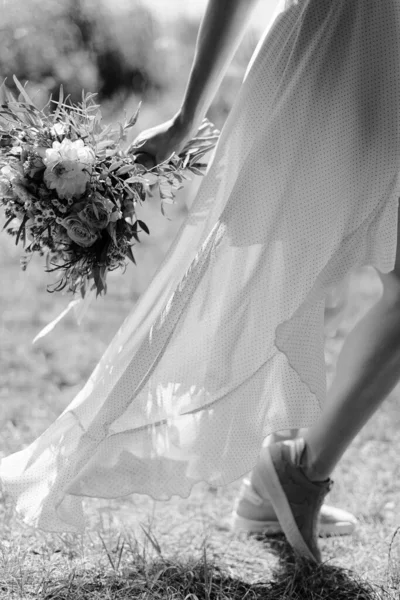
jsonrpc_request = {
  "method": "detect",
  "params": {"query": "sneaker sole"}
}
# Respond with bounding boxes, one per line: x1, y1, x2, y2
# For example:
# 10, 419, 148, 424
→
231, 514, 283, 535
231, 513, 355, 537
252, 447, 318, 562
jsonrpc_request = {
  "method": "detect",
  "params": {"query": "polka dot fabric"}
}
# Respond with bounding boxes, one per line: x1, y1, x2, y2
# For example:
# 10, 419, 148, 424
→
2, 0, 400, 531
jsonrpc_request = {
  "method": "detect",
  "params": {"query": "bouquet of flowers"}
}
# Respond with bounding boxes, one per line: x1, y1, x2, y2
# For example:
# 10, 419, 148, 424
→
0, 76, 219, 300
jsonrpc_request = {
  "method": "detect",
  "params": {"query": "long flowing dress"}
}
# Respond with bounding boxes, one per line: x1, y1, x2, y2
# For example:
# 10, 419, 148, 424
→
1, 0, 400, 532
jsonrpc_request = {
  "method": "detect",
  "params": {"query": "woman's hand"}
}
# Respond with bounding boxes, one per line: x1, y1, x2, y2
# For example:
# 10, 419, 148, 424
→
128, 113, 197, 166
129, 0, 259, 168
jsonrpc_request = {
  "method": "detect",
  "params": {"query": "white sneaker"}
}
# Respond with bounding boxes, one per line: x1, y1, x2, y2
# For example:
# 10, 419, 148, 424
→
232, 473, 357, 538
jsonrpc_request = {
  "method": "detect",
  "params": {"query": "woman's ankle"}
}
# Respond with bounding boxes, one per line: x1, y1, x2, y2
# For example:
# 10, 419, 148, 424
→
299, 441, 332, 482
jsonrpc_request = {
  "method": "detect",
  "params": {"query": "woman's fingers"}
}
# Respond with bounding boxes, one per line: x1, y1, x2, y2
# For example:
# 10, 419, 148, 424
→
133, 152, 156, 169
127, 115, 190, 164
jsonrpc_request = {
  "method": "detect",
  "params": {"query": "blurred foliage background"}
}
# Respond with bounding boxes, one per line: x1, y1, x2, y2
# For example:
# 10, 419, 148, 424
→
0, 0, 161, 105
0, 0, 261, 128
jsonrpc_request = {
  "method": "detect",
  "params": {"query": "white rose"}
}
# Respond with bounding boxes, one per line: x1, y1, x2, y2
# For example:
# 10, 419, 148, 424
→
43, 138, 95, 200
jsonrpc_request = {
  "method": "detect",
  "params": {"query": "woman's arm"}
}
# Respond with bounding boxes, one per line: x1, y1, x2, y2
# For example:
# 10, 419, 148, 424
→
131, 0, 260, 163
178, 0, 261, 129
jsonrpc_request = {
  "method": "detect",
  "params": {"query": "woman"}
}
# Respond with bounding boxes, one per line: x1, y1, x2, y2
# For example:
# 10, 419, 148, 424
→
1, 0, 400, 563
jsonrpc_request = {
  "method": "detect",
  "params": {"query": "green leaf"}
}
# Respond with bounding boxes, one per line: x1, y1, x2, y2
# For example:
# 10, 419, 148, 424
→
123, 200, 136, 217
15, 215, 27, 246
160, 201, 172, 221
106, 222, 118, 246
108, 160, 125, 173
12, 76, 34, 106
123, 184, 139, 200
126, 244, 136, 264
188, 148, 214, 163
116, 164, 137, 176
124, 102, 141, 129
188, 164, 206, 176
137, 219, 149, 235
93, 264, 107, 296
143, 173, 158, 185
97, 123, 113, 140
96, 139, 115, 151
2, 213, 16, 231
159, 182, 175, 200
124, 175, 144, 185
131, 230, 140, 242
53, 85, 64, 121
182, 153, 191, 170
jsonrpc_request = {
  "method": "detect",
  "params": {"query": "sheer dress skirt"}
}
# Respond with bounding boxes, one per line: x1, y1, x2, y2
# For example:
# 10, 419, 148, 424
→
1, 0, 400, 531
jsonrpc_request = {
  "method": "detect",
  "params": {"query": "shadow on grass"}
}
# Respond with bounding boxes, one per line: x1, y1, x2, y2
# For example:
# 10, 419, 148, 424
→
40, 539, 385, 600
257, 537, 385, 600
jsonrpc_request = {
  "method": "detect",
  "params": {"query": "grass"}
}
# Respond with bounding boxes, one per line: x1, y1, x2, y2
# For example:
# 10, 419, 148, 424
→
0, 553, 384, 599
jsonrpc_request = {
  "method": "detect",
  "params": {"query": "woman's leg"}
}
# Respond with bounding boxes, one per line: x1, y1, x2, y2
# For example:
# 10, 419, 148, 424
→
255, 262, 400, 561
232, 278, 357, 536
303, 268, 400, 481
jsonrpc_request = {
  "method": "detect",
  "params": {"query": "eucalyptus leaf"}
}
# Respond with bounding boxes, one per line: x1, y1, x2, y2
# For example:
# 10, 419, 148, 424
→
116, 164, 137, 176
188, 165, 206, 176
125, 102, 142, 129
